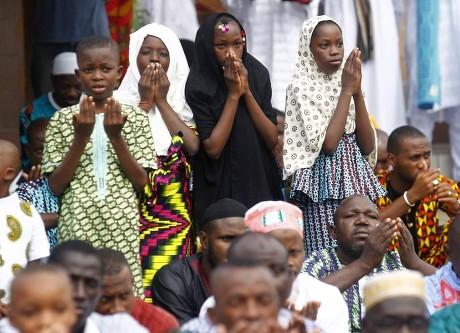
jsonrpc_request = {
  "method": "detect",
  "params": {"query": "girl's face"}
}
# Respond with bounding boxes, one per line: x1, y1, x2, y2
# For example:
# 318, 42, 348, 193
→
309, 22, 344, 75
137, 36, 170, 74
213, 21, 245, 67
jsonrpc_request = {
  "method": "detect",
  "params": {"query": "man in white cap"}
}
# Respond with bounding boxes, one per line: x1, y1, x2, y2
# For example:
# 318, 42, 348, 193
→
362, 270, 429, 333
19, 52, 81, 171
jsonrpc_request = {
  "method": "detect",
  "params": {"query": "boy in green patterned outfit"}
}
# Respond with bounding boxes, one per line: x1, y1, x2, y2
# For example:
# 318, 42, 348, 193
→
42, 36, 156, 295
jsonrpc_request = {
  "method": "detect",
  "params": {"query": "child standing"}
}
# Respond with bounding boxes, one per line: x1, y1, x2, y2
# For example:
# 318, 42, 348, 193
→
186, 13, 282, 222
283, 16, 385, 255
41, 36, 156, 294
114, 23, 199, 301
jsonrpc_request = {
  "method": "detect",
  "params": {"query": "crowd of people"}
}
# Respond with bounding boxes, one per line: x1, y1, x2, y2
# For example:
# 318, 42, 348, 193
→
1, 0, 460, 332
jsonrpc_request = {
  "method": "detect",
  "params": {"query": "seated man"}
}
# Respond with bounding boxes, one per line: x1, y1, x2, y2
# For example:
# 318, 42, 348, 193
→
49, 240, 148, 333
244, 201, 349, 333
183, 233, 318, 332
152, 198, 248, 324
376, 125, 460, 266
0, 140, 50, 307
2, 264, 77, 333
19, 52, 81, 170
425, 216, 460, 314
362, 270, 428, 333
375, 128, 390, 174
96, 248, 179, 333
302, 194, 435, 332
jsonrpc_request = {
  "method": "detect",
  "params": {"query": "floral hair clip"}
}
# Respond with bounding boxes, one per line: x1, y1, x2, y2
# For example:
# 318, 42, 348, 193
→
217, 23, 230, 33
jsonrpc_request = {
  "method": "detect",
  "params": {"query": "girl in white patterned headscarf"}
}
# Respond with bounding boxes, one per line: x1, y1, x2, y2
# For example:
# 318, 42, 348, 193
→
283, 16, 385, 255
114, 23, 199, 300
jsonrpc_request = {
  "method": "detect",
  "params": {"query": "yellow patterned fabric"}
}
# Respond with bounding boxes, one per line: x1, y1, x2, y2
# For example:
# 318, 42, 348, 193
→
42, 104, 156, 295
376, 172, 460, 267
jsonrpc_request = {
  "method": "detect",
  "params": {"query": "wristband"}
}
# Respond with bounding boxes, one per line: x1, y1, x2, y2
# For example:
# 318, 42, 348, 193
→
403, 191, 415, 207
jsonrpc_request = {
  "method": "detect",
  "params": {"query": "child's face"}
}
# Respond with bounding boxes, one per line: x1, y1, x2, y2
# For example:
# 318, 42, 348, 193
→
9, 272, 77, 333
26, 120, 49, 166
137, 36, 170, 74
213, 21, 245, 67
76, 47, 122, 102
310, 22, 344, 75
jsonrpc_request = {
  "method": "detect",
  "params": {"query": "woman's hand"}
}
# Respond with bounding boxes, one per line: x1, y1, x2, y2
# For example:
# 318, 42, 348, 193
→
138, 63, 156, 108
223, 52, 243, 97
232, 51, 249, 95
153, 62, 170, 103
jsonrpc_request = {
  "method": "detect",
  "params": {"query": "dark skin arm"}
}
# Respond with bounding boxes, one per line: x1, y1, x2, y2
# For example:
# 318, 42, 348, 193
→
321, 218, 399, 292
104, 98, 148, 192
202, 52, 241, 160
379, 170, 440, 220
48, 96, 96, 196
138, 63, 199, 156
322, 49, 374, 155
40, 213, 58, 229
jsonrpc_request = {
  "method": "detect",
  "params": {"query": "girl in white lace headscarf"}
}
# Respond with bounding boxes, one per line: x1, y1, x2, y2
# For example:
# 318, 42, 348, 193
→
284, 16, 385, 255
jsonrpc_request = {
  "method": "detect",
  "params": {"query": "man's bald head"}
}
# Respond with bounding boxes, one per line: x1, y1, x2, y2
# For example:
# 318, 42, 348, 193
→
0, 140, 21, 195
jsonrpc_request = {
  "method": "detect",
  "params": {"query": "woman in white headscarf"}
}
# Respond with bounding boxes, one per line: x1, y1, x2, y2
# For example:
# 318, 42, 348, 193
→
283, 16, 385, 256
115, 23, 199, 302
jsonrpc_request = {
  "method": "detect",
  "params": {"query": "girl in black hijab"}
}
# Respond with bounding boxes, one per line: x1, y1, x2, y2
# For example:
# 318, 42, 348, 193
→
186, 13, 282, 222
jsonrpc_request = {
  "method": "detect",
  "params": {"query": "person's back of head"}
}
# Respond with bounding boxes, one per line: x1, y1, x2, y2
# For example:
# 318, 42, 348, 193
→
25, 118, 49, 167
227, 232, 293, 301
0, 139, 21, 197
95, 248, 135, 315
9, 264, 77, 333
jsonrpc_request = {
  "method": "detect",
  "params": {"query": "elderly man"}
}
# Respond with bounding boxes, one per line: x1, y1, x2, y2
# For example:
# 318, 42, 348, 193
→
152, 198, 248, 324
376, 125, 460, 267
362, 270, 429, 333
302, 194, 435, 332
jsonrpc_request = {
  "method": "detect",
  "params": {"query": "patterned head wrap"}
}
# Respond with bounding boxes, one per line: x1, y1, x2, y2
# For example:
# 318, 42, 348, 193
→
244, 201, 303, 237
283, 15, 356, 177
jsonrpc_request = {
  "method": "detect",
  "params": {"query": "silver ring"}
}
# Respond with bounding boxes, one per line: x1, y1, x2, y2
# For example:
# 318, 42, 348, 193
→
433, 179, 440, 186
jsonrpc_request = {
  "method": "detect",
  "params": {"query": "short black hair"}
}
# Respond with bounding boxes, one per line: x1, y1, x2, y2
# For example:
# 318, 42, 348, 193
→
97, 248, 130, 276
387, 125, 427, 155
200, 198, 247, 231
49, 240, 104, 275
76, 36, 119, 63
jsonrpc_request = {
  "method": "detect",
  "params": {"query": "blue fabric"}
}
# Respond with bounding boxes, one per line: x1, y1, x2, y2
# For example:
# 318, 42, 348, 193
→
16, 178, 59, 249
416, 0, 441, 109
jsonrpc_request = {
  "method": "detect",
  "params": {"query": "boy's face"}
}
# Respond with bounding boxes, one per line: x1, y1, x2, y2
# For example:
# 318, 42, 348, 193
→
9, 271, 77, 333
26, 120, 49, 166
76, 47, 122, 102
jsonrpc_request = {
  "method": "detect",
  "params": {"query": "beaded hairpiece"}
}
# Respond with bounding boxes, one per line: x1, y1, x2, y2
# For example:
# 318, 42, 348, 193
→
217, 23, 230, 33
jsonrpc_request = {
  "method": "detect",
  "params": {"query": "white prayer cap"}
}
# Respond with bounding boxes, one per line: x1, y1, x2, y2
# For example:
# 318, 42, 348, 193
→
52, 52, 78, 75
363, 270, 425, 311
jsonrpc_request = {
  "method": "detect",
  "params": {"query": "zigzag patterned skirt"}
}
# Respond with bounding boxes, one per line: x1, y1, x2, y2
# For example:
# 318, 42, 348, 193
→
139, 135, 194, 303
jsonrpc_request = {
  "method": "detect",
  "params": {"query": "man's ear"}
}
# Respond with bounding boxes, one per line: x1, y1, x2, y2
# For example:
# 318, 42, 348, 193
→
328, 224, 337, 240
387, 152, 396, 169
199, 230, 208, 252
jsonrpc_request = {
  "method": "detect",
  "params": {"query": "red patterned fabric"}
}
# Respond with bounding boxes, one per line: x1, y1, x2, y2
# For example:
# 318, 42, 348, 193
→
131, 297, 179, 333
376, 171, 460, 267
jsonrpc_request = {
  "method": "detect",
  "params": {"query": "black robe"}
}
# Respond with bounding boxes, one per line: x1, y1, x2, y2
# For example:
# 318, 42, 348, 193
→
186, 13, 282, 223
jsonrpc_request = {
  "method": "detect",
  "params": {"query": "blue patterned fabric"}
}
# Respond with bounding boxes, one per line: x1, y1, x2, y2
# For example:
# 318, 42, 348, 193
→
416, 0, 440, 109
290, 134, 386, 254
16, 177, 59, 249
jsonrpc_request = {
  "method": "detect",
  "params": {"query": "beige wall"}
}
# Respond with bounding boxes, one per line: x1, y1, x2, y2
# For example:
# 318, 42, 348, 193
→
0, 0, 25, 145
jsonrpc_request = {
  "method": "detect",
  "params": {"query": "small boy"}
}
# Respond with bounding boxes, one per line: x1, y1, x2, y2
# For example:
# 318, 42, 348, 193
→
17, 118, 59, 249
0, 139, 50, 306
3, 265, 76, 333
41, 36, 156, 294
